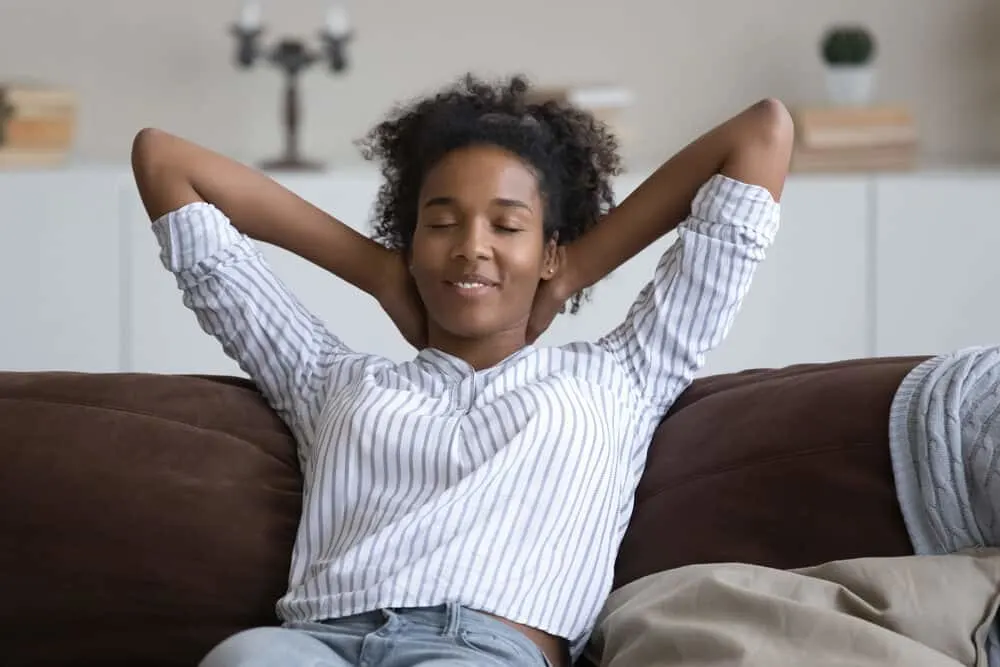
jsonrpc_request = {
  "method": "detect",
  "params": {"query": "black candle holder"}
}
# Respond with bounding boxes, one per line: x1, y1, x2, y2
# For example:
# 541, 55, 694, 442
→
230, 21, 353, 171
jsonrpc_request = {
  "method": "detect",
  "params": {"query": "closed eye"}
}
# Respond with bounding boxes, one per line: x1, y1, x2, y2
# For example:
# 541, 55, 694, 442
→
423, 217, 457, 229
493, 215, 526, 233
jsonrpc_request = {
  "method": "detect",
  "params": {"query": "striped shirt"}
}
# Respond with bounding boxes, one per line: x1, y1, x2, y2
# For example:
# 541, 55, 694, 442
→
152, 173, 779, 658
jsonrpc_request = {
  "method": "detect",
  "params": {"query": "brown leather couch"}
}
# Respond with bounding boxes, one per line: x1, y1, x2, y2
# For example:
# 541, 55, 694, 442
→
0, 356, 927, 666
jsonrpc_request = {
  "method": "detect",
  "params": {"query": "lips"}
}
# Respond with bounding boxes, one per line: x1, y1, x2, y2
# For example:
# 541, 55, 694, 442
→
443, 273, 499, 297
445, 273, 498, 287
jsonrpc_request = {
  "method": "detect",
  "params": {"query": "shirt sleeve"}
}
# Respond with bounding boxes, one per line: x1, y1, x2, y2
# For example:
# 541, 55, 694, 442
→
599, 173, 780, 417
152, 201, 356, 445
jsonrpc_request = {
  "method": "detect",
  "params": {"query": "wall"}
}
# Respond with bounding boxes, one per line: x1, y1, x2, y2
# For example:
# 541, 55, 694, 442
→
1, 0, 999, 169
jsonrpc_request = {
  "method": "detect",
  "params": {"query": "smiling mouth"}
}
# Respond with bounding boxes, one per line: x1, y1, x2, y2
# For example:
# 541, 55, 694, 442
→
445, 280, 498, 296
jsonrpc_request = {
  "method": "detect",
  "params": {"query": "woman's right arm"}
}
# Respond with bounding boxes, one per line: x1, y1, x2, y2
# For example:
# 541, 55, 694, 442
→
131, 128, 388, 443
131, 127, 392, 297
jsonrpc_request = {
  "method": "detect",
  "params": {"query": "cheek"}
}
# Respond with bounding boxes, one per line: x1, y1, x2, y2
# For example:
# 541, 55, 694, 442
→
513, 236, 547, 268
504, 242, 547, 287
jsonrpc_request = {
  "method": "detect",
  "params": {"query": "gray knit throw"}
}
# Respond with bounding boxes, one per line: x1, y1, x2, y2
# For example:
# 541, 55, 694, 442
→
889, 345, 1000, 665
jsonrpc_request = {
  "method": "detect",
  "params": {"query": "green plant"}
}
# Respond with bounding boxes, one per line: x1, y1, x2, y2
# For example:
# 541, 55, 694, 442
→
821, 25, 876, 65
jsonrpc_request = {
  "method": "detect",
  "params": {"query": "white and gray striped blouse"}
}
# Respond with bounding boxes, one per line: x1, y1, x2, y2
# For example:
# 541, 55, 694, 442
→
153, 173, 780, 658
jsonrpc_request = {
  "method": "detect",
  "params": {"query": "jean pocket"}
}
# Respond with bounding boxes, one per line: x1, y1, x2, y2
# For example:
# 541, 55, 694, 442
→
457, 628, 551, 666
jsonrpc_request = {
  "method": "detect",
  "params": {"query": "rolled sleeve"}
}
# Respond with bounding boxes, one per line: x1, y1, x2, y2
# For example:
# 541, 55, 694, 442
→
689, 173, 781, 248
600, 173, 780, 421
152, 202, 248, 276
150, 201, 362, 450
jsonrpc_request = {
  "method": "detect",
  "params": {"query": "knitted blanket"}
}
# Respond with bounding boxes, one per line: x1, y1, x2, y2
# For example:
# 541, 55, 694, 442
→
889, 345, 1000, 665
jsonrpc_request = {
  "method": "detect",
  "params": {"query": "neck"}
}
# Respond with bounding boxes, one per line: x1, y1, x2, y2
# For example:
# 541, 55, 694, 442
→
426, 325, 528, 371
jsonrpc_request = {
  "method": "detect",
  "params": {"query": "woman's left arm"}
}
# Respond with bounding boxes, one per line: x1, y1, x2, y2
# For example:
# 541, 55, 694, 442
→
546, 98, 794, 413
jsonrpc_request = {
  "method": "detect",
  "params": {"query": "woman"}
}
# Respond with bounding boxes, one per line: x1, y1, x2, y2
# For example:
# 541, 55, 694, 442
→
132, 75, 792, 667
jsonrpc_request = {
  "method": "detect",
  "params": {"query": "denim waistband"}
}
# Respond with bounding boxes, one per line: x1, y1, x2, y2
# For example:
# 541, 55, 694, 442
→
282, 603, 553, 666
309, 602, 518, 637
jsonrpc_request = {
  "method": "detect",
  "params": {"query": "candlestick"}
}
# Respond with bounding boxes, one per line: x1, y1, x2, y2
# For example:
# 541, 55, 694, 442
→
229, 4, 354, 171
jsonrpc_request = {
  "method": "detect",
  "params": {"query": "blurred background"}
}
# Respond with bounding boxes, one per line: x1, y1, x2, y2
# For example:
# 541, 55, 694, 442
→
1, 0, 998, 167
1, 0, 1000, 378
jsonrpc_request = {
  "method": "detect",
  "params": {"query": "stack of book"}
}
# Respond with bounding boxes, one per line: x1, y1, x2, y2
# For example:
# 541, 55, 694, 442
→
526, 84, 635, 144
790, 106, 918, 172
0, 82, 77, 168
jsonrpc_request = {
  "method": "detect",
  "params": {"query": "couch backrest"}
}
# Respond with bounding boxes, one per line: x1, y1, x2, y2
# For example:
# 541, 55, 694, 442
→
613, 356, 925, 589
0, 356, 928, 666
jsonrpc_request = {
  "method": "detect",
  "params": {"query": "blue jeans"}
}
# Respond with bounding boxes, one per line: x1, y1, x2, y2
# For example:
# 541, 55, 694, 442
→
199, 604, 554, 666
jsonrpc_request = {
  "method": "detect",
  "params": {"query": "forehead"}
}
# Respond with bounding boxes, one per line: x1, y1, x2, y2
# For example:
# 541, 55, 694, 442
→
419, 145, 541, 206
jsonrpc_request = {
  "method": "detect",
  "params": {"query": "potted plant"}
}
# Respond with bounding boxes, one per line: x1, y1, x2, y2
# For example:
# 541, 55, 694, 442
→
820, 25, 877, 106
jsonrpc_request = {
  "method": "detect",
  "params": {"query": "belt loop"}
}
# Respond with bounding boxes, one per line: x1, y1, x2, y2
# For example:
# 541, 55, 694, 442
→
380, 608, 400, 631
443, 602, 461, 636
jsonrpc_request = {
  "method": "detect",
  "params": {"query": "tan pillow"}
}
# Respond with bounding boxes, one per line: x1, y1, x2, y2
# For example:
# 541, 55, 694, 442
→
587, 549, 1000, 667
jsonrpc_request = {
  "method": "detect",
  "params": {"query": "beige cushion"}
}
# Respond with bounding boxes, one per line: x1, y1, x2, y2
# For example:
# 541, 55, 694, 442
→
587, 549, 1000, 667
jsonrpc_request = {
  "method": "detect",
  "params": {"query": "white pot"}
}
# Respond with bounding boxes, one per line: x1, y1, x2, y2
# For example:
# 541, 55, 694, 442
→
824, 64, 876, 106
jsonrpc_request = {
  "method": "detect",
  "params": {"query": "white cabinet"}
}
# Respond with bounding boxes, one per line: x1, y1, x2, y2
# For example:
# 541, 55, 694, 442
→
534, 176, 874, 377
0, 170, 124, 372
124, 171, 659, 375
874, 172, 1000, 357
698, 175, 872, 376
122, 183, 233, 376
1, 167, 998, 377
123, 172, 416, 377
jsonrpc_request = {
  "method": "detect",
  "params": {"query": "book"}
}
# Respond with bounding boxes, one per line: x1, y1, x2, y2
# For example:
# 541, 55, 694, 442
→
792, 105, 917, 150
0, 116, 75, 150
0, 81, 76, 159
0, 81, 77, 118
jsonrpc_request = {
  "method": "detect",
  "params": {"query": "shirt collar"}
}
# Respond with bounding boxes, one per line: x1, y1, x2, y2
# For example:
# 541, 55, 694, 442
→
415, 345, 536, 380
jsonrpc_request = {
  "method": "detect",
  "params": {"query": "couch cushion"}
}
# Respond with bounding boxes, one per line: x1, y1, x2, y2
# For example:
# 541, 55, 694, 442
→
613, 356, 929, 590
590, 548, 1000, 667
0, 372, 300, 667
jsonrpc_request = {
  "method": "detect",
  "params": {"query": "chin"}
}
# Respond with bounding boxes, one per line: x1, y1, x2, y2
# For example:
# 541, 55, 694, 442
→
432, 312, 511, 341
437, 319, 501, 340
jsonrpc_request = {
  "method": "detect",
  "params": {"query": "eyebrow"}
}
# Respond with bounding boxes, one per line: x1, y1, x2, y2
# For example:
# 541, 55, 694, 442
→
423, 196, 533, 212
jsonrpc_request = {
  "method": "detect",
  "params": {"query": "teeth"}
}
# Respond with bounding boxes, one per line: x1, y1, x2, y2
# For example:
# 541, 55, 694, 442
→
455, 281, 488, 289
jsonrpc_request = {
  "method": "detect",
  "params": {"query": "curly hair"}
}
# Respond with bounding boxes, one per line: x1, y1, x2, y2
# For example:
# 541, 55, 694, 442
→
356, 73, 622, 315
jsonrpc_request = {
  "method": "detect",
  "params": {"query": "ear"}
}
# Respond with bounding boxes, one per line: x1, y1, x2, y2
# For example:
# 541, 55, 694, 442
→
540, 232, 564, 282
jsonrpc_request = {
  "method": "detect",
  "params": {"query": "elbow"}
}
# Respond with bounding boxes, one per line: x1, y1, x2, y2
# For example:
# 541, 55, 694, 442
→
130, 127, 189, 221
750, 98, 794, 152
722, 98, 794, 202
130, 127, 168, 180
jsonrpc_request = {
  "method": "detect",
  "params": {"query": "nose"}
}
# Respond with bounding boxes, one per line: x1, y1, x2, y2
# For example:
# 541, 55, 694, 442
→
451, 218, 491, 261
